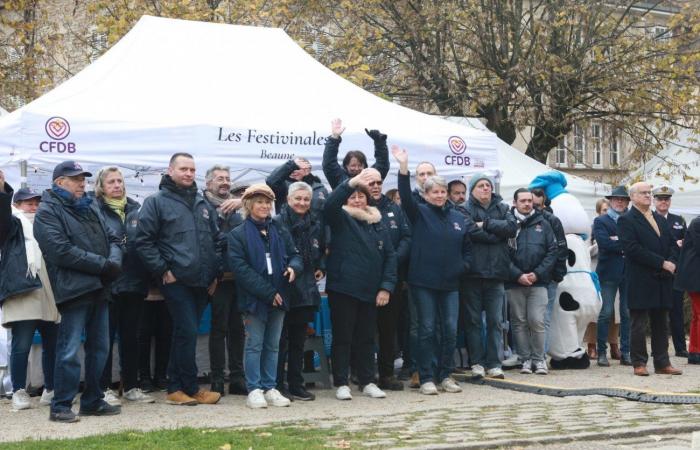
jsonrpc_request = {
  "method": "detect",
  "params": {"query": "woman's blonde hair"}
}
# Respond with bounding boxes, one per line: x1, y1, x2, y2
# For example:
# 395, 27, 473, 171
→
240, 194, 272, 219
595, 198, 609, 215
94, 166, 124, 199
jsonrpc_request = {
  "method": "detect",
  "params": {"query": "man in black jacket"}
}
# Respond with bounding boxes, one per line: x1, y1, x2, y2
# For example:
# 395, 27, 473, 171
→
135, 153, 224, 406
33, 161, 123, 423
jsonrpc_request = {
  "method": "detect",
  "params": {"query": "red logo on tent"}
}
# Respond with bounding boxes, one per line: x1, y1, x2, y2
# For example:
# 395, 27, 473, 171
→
448, 136, 466, 155
45, 117, 70, 140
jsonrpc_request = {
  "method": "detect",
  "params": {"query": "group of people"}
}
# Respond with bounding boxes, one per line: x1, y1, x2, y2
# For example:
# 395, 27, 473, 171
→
1, 119, 698, 423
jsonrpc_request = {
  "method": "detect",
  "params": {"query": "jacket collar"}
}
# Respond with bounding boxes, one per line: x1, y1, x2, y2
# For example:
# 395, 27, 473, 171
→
342, 205, 382, 224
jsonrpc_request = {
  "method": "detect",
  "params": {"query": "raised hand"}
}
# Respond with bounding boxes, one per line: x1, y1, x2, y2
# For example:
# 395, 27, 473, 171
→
391, 145, 408, 164
365, 128, 387, 141
349, 168, 379, 189
331, 118, 345, 138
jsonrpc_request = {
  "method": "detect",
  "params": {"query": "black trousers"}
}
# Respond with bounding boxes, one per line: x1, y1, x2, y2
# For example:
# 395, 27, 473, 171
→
630, 308, 671, 369
329, 291, 377, 387
276, 307, 314, 390
377, 288, 405, 378
669, 289, 687, 353
100, 293, 144, 391
138, 300, 172, 382
208, 281, 244, 383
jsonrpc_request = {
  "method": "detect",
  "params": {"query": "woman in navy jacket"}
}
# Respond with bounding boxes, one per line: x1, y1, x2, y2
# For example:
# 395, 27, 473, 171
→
393, 145, 472, 395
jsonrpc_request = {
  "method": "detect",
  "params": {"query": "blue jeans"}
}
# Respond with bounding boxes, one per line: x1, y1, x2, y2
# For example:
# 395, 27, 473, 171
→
462, 279, 504, 369
10, 320, 58, 391
597, 280, 630, 355
244, 309, 285, 392
51, 294, 109, 412
412, 286, 458, 384
161, 282, 208, 396
543, 281, 558, 353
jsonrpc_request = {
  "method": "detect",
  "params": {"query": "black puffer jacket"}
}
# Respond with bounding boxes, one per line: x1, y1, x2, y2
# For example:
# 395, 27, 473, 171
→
322, 135, 390, 189
265, 160, 329, 214
135, 176, 223, 288
0, 183, 43, 304
273, 205, 325, 309
34, 189, 123, 305
464, 194, 517, 281
507, 209, 557, 287
91, 195, 148, 297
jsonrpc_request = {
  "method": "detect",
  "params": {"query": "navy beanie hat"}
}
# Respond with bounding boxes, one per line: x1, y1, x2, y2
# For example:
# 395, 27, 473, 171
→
468, 172, 495, 193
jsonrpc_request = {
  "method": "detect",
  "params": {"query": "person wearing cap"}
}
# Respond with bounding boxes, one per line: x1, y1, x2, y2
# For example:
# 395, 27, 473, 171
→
202, 165, 247, 397
461, 171, 517, 379
266, 157, 329, 215
592, 186, 632, 367
0, 172, 60, 412
674, 215, 700, 364
226, 183, 302, 408
90, 167, 153, 406
322, 118, 390, 190
134, 153, 224, 406
33, 161, 123, 422
653, 185, 688, 357
618, 181, 681, 376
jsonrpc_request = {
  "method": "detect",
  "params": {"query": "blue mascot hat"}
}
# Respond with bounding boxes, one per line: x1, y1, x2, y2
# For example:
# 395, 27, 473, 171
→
529, 171, 568, 201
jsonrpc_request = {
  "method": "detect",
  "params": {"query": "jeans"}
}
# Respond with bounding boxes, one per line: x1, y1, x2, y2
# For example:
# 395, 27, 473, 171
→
507, 286, 548, 362
161, 282, 208, 396
543, 281, 558, 353
630, 308, 670, 368
669, 289, 687, 353
101, 293, 144, 391
209, 280, 244, 384
462, 279, 504, 369
243, 308, 285, 392
138, 300, 172, 382
597, 280, 630, 355
52, 292, 109, 413
411, 286, 458, 384
402, 288, 419, 373
10, 320, 58, 391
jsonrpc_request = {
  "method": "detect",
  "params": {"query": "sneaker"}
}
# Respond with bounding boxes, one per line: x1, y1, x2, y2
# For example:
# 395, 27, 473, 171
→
263, 388, 291, 407
192, 389, 221, 405
419, 381, 438, 395
276, 385, 294, 402
123, 388, 155, 403
289, 385, 315, 401
12, 389, 31, 410
154, 377, 169, 392
79, 400, 121, 416
39, 389, 54, 407
471, 364, 486, 378
520, 360, 533, 374
362, 383, 386, 399
49, 409, 79, 423
246, 389, 267, 408
139, 377, 155, 393
103, 389, 122, 406
534, 360, 548, 375
335, 385, 352, 400
486, 367, 505, 379
440, 378, 462, 393
165, 390, 198, 406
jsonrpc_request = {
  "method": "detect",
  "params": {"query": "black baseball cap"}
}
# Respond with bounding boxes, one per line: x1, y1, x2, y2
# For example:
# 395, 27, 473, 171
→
52, 160, 92, 180
13, 187, 42, 203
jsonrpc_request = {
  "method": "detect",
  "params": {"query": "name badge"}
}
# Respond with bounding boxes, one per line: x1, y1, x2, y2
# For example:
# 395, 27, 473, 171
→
610, 236, 619, 241
388, 212, 394, 217
265, 253, 273, 275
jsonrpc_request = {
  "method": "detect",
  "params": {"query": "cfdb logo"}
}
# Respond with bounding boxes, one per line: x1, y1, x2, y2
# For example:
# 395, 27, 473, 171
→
41, 117, 76, 153
445, 136, 470, 166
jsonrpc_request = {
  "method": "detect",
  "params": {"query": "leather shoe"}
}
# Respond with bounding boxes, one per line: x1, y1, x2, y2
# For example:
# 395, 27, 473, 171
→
587, 343, 598, 359
79, 400, 121, 416
620, 353, 632, 366
634, 366, 649, 376
655, 365, 683, 375
409, 372, 420, 389
378, 376, 404, 391
210, 381, 225, 396
676, 350, 689, 358
192, 389, 221, 404
597, 354, 610, 367
610, 344, 622, 360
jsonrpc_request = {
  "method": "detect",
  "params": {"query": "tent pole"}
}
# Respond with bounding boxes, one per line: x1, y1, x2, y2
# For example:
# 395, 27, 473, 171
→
20, 160, 27, 188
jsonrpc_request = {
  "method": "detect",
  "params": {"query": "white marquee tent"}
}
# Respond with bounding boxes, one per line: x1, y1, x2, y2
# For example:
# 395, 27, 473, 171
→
0, 15, 606, 213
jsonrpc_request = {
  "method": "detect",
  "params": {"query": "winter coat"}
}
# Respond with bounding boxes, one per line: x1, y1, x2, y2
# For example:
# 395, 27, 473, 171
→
593, 213, 625, 283
618, 206, 679, 310
135, 176, 223, 288
202, 192, 244, 273
507, 210, 557, 288
398, 172, 472, 291
227, 218, 303, 315
540, 209, 568, 282
376, 194, 412, 266
265, 160, 329, 214
34, 190, 123, 305
464, 194, 517, 281
273, 205, 325, 309
322, 135, 390, 190
662, 212, 687, 242
324, 181, 397, 302
675, 216, 700, 293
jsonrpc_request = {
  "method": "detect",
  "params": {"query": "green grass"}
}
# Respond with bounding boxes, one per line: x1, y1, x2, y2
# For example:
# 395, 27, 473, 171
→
1, 425, 358, 450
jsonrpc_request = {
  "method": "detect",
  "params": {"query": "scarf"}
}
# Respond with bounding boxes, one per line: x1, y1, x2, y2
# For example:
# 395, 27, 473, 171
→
607, 207, 625, 223
204, 190, 232, 220
284, 206, 314, 271
160, 175, 197, 208
634, 205, 660, 237
104, 196, 127, 223
513, 209, 535, 223
244, 217, 288, 320
52, 183, 93, 214
11, 206, 42, 278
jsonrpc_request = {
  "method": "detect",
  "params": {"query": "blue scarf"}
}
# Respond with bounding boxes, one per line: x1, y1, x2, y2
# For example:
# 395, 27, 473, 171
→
52, 183, 93, 214
607, 207, 626, 223
244, 217, 288, 320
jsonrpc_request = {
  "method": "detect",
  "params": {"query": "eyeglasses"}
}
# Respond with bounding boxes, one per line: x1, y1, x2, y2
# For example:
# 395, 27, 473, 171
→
369, 181, 383, 187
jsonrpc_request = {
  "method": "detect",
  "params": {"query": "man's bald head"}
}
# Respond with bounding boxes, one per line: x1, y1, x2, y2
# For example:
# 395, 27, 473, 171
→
629, 182, 653, 210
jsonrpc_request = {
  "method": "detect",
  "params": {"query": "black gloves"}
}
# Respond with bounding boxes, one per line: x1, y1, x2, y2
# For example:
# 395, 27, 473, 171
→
101, 261, 122, 282
365, 128, 387, 141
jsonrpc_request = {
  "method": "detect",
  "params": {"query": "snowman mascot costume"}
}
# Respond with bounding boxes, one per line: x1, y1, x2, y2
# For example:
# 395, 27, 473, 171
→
529, 172, 601, 369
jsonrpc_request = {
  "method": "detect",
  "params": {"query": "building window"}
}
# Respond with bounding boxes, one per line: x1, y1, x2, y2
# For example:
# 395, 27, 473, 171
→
610, 135, 619, 166
591, 123, 602, 167
574, 125, 585, 165
555, 137, 567, 166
